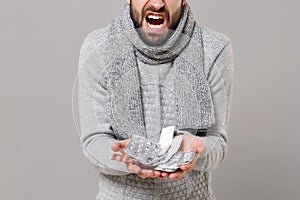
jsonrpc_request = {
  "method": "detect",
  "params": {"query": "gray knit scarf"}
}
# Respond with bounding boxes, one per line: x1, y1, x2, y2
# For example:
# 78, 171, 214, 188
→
101, 3, 215, 139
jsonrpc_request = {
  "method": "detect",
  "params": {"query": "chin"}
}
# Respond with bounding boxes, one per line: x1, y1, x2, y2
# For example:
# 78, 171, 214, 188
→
139, 28, 170, 46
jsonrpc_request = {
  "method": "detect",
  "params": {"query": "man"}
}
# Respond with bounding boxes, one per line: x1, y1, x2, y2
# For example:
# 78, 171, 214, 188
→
78, 0, 234, 199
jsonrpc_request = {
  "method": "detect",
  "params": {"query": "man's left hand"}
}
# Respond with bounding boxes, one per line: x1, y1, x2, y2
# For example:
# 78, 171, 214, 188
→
166, 133, 205, 179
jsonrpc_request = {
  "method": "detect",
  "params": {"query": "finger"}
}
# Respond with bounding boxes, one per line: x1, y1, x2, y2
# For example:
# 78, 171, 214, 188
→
180, 163, 191, 171
181, 158, 195, 169
158, 171, 169, 179
137, 171, 147, 179
111, 140, 130, 152
111, 142, 121, 152
137, 169, 159, 179
184, 163, 195, 172
161, 171, 170, 177
127, 163, 141, 174
169, 170, 184, 179
144, 169, 161, 178
111, 153, 123, 161
153, 170, 162, 177
196, 146, 205, 154
171, 170, 185, 179
122, 154, 133, 163
140, 169, 153, 177
137, 172, 148, 179
180, 157, 197, 172
111, 153, 133, 164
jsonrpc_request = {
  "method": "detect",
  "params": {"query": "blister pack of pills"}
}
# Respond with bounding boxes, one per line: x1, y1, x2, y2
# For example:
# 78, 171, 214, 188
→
123, 126, 196, 172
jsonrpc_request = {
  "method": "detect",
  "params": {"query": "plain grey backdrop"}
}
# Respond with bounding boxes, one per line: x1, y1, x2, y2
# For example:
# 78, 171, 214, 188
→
1, 0, 300, 199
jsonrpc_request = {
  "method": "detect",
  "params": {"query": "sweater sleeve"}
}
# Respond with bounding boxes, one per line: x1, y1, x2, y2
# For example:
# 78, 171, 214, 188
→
78, 30, 130, 176
193, 40, 234, 172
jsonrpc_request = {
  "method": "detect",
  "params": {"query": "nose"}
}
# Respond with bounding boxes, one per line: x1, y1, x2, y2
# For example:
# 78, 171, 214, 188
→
149, 0, 165, 11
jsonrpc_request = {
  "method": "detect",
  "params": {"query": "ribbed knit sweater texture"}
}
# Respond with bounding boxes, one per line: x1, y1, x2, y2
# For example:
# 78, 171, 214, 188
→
78, 9, 234, 200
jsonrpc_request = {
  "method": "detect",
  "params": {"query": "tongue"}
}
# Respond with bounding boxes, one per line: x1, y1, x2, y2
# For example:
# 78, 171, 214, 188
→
148, 18, 164, 26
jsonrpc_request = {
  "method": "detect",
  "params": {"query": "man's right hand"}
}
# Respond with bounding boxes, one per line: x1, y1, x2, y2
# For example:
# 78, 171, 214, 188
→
111, 139, 163, 179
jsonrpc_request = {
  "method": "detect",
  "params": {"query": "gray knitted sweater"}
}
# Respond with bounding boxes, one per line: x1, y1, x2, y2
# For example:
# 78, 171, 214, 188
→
78, 25, 234, 199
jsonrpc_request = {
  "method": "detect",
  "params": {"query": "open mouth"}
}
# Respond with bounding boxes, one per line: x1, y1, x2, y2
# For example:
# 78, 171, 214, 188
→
145, 14, 165, 29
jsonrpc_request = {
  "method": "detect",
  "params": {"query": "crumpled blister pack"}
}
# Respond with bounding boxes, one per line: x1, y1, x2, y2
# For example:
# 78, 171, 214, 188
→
122, 126, 196, 172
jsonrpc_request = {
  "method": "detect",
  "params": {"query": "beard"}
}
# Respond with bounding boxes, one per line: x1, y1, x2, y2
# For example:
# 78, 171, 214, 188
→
129, 2, 183, 46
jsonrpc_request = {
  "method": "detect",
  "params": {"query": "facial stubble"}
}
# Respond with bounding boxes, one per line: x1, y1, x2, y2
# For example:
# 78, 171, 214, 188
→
129, 1, 184, 45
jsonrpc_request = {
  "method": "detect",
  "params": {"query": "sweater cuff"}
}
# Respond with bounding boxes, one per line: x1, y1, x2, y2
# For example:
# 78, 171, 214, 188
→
82, 135, 131, 175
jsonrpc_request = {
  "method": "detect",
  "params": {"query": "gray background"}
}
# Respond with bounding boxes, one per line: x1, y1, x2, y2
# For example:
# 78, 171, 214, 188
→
1, 0, 299, 199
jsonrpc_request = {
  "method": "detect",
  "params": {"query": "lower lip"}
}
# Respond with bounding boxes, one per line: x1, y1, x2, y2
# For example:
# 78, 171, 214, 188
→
143, 18, 167, 32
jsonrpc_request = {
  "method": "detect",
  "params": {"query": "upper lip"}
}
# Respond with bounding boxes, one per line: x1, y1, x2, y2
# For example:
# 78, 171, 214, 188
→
145, 11, 167, 21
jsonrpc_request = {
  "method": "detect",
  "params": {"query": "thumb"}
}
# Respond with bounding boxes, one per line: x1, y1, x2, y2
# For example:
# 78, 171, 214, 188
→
196, 146, 205, 154
111, 139, 130, 152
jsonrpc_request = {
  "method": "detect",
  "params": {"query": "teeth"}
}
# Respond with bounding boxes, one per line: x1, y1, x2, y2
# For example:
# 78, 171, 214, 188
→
147, 15, 163, 20
148, 23, 162, 29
